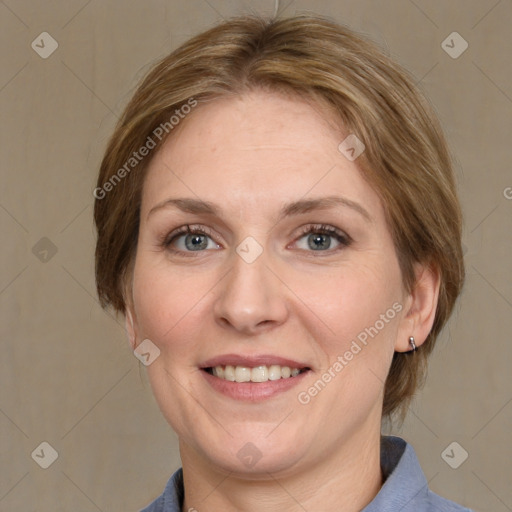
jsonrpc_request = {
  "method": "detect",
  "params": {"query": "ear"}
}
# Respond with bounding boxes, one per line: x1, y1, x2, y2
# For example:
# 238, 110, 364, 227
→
395, 262, 440, 352
125, 305, 138, 351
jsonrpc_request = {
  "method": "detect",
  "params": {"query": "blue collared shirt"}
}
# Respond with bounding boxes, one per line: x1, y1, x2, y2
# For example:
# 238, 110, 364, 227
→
140, 436, 473, 511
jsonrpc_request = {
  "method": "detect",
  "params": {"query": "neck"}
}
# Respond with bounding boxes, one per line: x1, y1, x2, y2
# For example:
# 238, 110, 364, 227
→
180, 424, 383, 512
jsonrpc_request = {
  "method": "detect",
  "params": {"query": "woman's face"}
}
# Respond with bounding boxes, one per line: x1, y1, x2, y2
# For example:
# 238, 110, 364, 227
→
129, 90, 414, 476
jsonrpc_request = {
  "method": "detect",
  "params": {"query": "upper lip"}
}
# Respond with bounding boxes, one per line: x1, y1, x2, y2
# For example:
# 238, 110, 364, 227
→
200, 354, 310, 369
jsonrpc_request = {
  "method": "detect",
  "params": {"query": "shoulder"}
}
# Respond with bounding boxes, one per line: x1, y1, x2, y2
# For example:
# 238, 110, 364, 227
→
425, 490, 474, 511
139, 468, 183, 512
139, 493, 163, 512
363, 436, 474, 512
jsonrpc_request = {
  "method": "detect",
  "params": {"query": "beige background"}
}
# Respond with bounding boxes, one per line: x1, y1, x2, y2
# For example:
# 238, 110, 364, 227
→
1, 0, 511, 510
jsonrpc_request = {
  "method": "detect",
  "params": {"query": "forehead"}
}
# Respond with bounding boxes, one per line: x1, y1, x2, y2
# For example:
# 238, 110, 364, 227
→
141, 90, 382, 220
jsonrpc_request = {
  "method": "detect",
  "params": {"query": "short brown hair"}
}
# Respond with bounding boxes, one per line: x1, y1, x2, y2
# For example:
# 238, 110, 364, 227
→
94, 14, 465, 420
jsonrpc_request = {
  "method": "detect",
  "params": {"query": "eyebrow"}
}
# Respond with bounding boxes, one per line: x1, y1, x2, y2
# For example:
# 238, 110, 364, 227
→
147, 195, 373, 223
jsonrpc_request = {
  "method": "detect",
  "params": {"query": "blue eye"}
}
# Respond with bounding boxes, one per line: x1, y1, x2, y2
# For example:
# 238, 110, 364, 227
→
294, 224, 351, 252
164, 226, 220, 252
304, 232, 333, 250
178, 233, 215, 251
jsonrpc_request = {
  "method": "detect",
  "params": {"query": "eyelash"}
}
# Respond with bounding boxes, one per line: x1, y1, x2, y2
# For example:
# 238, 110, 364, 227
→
162, 224, 216, 253
162, 223, 352, 256
293, 224, 352, 252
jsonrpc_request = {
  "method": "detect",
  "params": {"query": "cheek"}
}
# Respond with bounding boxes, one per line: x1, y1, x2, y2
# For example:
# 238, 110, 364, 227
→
132, 259, 199, 346
290, 260, 403, 356
131, 258, 214, 433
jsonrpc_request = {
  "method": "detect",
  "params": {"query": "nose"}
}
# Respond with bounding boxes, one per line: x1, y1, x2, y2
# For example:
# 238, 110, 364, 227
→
212, 249, 289, 335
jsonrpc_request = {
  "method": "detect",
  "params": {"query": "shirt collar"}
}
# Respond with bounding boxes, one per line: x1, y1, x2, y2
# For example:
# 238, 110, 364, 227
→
363, 435, 430, 511
152, 436, 430, 512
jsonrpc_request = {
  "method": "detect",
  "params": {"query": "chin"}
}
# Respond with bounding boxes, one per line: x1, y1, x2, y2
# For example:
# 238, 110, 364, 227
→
206, 445, 306, 479
181, 422, 312, 478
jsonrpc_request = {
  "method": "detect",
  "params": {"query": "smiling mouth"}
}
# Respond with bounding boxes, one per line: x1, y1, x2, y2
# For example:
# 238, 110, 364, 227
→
203, 365, 310, 383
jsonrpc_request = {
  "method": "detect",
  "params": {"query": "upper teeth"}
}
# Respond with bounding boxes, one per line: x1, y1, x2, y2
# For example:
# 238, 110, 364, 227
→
211, 365, 302, 383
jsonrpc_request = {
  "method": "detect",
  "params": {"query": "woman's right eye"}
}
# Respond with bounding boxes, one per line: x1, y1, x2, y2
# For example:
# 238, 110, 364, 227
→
171, 232, 220, 252
164, 225, 221, 254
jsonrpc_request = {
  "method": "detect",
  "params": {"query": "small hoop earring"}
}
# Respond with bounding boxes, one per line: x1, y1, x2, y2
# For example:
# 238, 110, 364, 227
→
409, 336, 417, 352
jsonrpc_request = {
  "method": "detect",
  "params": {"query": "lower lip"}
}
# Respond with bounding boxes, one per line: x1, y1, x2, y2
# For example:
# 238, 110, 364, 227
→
201, 369, 310, 401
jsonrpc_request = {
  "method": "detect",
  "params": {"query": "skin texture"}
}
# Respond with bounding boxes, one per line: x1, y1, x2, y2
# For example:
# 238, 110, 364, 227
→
126, 90, 440, 512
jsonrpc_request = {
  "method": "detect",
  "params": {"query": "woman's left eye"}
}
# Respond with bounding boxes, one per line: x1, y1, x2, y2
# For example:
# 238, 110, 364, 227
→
293, 225, 351, 252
